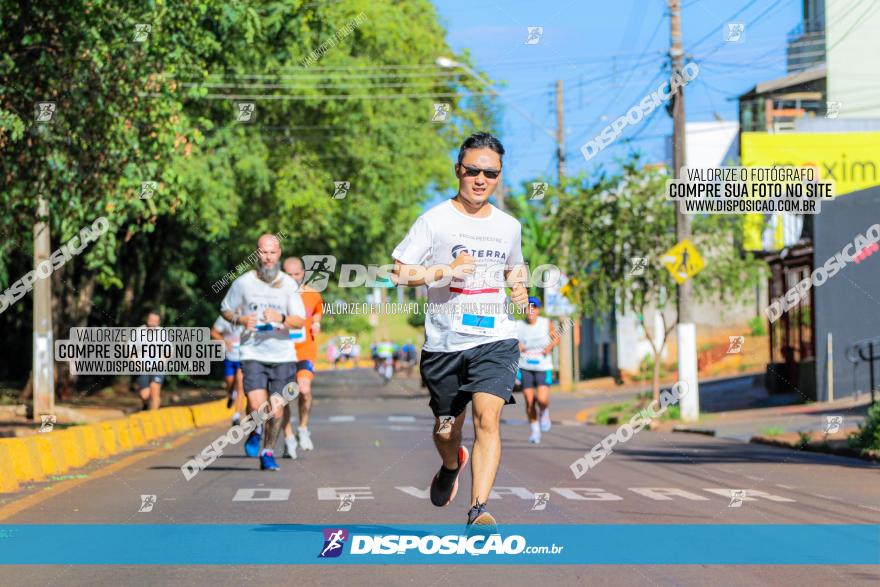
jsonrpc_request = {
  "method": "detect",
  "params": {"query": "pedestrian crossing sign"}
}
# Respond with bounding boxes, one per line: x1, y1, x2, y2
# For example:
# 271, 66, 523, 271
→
660, 239, 705, 284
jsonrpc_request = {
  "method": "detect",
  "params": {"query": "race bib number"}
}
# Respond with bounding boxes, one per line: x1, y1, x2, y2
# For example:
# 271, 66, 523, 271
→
452, 310, 496, 336
288, 328, 306, 342
524, 349, 543, 365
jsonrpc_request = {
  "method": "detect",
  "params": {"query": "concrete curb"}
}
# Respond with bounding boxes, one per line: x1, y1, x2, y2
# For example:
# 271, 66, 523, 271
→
750, 433, 880, 463
0, 399, 233, 493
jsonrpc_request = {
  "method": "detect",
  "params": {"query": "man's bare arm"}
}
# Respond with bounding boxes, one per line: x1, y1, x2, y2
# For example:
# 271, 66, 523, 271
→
283, 314, 305, 328
392, 260, 437, 287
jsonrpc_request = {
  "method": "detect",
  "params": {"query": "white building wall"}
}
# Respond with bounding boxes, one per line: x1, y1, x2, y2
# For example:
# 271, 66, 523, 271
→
825, 0, 880, 118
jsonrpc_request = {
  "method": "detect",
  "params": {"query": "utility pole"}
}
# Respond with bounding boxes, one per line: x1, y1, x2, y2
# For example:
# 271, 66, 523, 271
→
33, 195, 55, 420
669, 0, 699, 420
556, 79, 576, 389
556, 79, 566, 179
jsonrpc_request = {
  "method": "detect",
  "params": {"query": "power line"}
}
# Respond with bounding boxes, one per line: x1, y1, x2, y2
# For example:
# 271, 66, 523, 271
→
567, 68, 667, 151
686, 0, 763, 52
168, 91, 496, 101
696, 0, 793, 62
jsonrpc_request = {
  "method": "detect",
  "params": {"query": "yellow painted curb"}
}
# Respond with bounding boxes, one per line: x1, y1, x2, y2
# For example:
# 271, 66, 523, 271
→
71, 427, 94, 465
86, 424, 109, 459
56, 429, 88, 469
151, 410, 167, 437
33, 434, 69, 475
112, 419, 134, 452
97, 422, 118, 456
180, 408, 196, 429
0, 438, 44, 483
0, 398, 233, 494
160, 409, 176, 434
137, 412, 156, 440
190, 404, 211, 428
0, 432, 195, 521
575, 407, 597, 423
128, 416, 146, 447
77, 426, 103, 460
0, 443, 20, 493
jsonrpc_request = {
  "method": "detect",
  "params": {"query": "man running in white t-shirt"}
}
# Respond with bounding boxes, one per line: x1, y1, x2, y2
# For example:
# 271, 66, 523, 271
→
220, 234, 305, 471
516, 297, 559, 444
392, 132, 528, 531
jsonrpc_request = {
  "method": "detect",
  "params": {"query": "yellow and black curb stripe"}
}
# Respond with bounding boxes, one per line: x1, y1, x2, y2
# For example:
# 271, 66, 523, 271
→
0, 399, 234, 494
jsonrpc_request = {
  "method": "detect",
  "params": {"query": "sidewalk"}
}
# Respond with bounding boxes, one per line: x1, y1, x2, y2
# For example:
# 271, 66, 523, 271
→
552, 372, 874, 455
668, 394, 871, 442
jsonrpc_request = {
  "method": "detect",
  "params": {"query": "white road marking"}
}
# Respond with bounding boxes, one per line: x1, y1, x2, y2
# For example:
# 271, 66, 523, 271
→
629, 488, 711, 501
388, 416, 415, 422
317, 487, 374, 500
702, 489, 796, 502
813, 493, 842, 501
391, 485, 801, 503
329, 416, 356, 422
395, 486, 429, 499
489, 487, 535, 500
551, 487, 623, 501
232, 488, 290, 502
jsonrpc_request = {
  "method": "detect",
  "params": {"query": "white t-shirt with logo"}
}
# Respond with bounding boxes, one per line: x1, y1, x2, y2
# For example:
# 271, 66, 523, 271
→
220, 270, 305, 363
392, 199, 524, 353
517, 316, 553, 371
212, 315, 242, 362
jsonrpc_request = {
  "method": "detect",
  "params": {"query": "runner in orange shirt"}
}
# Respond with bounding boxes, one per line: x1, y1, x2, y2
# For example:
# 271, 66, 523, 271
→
281, 256, 323, 458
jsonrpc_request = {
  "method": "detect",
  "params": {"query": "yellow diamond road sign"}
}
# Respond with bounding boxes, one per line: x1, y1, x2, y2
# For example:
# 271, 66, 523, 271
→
660, 239, 705, 284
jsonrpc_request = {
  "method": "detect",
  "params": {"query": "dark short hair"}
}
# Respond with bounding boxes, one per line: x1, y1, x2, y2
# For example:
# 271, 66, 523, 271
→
456, 132, 505, 166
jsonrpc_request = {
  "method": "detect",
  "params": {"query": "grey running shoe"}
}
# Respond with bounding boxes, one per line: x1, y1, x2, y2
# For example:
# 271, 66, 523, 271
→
466, 501, 498, 534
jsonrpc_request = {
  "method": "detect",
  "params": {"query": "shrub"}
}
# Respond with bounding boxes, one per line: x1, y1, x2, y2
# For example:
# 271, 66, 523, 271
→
849, 402, 880, 454
748, 316, 767, 336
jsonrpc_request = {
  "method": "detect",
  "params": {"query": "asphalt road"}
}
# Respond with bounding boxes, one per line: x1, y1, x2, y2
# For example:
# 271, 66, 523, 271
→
2, 368, 878, 586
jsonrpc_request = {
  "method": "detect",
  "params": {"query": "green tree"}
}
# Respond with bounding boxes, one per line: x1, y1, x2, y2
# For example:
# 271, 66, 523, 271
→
0, 0, 497, 394
555, 157, 765, 401
505, 182, 560, 297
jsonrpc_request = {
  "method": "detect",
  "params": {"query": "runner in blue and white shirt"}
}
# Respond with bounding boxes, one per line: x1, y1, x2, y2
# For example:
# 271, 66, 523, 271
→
516, 297, 560, 444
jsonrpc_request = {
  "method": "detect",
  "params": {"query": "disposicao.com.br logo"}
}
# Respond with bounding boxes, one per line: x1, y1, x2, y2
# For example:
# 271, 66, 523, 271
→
318, 528, 564, 558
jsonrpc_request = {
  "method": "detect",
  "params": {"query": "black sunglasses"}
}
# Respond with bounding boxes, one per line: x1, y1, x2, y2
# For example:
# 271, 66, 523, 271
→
460, 164, 501, 180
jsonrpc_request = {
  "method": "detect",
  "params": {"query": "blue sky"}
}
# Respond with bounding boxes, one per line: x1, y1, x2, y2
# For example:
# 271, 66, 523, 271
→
432, 0, 803, 188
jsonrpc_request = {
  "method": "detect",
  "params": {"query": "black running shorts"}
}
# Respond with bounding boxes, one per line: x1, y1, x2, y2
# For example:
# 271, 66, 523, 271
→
519, 368, 553, 389
420, 338, 519, 418
241, 360, 295, 395
135, 374, 165, 389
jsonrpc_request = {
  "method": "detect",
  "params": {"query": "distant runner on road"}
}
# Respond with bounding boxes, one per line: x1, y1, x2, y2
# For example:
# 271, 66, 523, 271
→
516, 297, 559, 444
210, 315, 246, 426
220, 234, 305, 471
392, 132, 528, 532
135, 310, 165, 411
281, 256, 323, 458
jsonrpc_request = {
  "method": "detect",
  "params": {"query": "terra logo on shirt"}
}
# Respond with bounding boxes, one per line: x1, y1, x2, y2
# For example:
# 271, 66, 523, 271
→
451, 244, 507, 261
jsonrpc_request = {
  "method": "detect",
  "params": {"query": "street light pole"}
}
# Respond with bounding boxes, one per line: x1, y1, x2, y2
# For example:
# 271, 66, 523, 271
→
33, 195, 55, 421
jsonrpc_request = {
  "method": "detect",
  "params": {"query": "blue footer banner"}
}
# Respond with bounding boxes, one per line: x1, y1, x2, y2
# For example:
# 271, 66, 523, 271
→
1, 524, 878, 565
